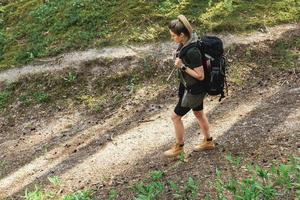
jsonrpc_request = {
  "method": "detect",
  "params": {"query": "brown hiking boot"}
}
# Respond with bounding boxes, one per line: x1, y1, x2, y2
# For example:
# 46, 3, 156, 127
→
193, 137, 215, 151
163, 143, 184, 157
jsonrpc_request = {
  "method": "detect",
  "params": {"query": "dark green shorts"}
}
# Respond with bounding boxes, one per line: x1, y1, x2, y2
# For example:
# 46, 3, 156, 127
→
174, 95, 203, 116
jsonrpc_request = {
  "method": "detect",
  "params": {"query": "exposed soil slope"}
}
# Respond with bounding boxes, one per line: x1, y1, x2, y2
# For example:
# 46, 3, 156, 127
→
0, 23, 299, 199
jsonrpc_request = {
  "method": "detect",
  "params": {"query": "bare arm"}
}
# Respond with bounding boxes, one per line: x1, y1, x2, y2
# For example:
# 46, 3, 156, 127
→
184, 66, 204, 80
175, 58, 204, 80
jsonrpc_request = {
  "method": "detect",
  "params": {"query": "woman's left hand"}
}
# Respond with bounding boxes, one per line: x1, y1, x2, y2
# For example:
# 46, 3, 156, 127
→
175, 58, 183, 69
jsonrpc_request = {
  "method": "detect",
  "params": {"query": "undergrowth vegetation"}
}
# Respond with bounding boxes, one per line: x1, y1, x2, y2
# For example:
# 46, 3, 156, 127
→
227, 31, 299, 86
0, 32, 298, 118
0, 33, 300, 128
0, 0, 299, 70
23, 155, 300, 199
0, 53, 164, 121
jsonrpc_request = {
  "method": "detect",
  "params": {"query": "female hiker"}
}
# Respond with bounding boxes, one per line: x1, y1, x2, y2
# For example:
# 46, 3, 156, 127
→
164, 15, 214, 157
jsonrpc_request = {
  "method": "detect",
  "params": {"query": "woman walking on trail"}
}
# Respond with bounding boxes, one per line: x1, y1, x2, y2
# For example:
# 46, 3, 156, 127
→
164, 15, 214, 157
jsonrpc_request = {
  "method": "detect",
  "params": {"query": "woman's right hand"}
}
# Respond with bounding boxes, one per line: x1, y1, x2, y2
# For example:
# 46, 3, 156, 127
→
175, 58, 183, 69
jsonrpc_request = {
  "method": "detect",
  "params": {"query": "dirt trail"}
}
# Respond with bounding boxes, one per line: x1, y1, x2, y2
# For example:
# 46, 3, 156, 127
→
2, 80, 299, 199
0, 83, 284, 198
0, 23, 299, 199
0, 23, 298, 84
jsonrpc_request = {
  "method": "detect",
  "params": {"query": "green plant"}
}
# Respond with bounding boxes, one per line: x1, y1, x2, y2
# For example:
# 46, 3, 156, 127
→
256, 165, 269, 181
168, 180, 182, 199
0, 90, 10, 108
274, 164, 292, 188
133, 181, 164, 200
19, 95, 31, 105
225, 154, 241, 167
113, 93, 123, 104
224, 177, 238, 195
204, 194, 211, 200
63, 190, 95, 200
24, 183, 95, 200
183, 177, 199, 200
149, 170, 164, 181
0, 30, 6, 61
34, 92, 50, 103
223, 0, 233, 12
108, 189, 118, 200
155, 0, 177, 13
63, 72, 77, 83
24, 186, 51, 200
94, 104, 103, 113
127, 75, 139, 92
214, 155, 299, 199
178, 152, 185, 163
132, 170, 165, 199
168, 177, 199, 200
48, 176, 61, 186
215, 168, 226, 200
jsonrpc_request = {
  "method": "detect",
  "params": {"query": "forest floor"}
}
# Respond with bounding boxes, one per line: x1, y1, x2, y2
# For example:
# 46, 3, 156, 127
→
0, 23, 299, 199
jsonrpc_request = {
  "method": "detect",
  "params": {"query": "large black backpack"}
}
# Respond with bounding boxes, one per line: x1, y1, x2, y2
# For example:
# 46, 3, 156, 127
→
179, 36, 227, 101
200, 36, 227, 101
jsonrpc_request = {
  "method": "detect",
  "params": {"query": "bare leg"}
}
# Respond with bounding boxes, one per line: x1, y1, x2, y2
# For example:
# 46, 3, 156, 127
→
163, 111, 185, 157
193, 110, 210, 139
171, 111, 184, 144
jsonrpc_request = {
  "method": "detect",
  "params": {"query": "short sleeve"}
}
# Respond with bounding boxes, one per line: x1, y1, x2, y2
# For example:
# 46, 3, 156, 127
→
186, 48, 202, 69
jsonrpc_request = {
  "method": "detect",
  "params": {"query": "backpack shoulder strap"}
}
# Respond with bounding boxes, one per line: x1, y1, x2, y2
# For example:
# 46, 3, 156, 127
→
178, 42, 199, 59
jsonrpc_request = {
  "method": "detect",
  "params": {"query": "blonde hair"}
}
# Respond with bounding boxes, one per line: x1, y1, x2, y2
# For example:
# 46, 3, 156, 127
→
168, 15, 193, 38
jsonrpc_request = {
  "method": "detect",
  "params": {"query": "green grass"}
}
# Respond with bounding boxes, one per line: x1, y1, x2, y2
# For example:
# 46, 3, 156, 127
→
272, 36, 300, 70
0, 0, 299, 70
0, 90, 10, 108
227, 32, 299, 86
250, 33, 300, 70
24, 176, 95, 200
108, 189, 118, 200
33, 91, 50, 103
24, 187, 95, 200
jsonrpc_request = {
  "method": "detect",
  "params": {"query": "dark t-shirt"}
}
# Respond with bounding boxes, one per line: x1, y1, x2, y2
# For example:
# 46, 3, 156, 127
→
179, 47, 202, 87
183, 47, 202, 69
178, 46, 205, 92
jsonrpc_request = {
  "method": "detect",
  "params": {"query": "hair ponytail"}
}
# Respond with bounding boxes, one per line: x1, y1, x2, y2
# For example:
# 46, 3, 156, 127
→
177, 15, 193, 35
168, 15, 193, 38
